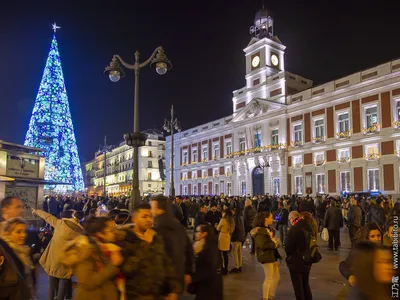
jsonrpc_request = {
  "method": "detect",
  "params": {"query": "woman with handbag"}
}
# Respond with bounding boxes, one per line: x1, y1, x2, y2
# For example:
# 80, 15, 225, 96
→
217, 209, 235, 275
187, 223, 223, 300
0, 217, 33, 300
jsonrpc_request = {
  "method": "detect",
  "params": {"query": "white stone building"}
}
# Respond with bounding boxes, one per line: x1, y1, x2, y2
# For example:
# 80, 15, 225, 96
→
84, 129, 166, 196
165, 8, 400, 198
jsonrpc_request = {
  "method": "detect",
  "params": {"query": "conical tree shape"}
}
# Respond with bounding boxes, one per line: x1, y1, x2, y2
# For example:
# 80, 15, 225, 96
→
25, 34, 84, 193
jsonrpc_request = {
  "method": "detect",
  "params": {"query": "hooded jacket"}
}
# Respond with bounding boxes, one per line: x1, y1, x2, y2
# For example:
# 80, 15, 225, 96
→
35, 209, 84, 279
153, 212, 193, 292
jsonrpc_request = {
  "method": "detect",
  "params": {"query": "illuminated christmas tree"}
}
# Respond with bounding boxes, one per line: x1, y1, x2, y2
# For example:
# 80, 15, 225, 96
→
24, 25, 84, 193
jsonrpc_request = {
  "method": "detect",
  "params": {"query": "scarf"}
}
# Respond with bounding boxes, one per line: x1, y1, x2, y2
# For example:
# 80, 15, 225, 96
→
193, 239, 206, 255
2, 236, 32, 274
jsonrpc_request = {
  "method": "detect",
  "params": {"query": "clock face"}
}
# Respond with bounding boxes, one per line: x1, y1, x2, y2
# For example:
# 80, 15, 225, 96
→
252, 56, 260, 68
271, 54, 279, 67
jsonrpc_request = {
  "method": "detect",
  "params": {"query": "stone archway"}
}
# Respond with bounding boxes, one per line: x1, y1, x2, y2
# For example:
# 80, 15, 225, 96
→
252, 166, 264, 196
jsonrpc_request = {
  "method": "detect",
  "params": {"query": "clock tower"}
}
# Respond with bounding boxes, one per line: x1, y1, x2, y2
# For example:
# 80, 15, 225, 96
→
245, 8, 285, 83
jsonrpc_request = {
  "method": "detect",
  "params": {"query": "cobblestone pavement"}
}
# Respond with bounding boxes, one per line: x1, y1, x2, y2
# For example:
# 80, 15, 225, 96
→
36, 228, 351, 300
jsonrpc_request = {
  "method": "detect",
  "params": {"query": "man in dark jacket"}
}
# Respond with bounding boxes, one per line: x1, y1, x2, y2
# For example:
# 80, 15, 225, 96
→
205, 204, 222, 234
367, 198, 386, 229
243, 199, 257, 254
347, 197, 361, 248
324, 200, 344, 251
230, 208, 245, 273
285, 211, 313, 300
194, 204, 207, 230
119, 203, 181, 299
150, 195, 193, 295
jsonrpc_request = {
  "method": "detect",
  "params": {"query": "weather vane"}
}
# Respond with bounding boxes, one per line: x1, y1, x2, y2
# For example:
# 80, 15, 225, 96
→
52, 23, 61, 33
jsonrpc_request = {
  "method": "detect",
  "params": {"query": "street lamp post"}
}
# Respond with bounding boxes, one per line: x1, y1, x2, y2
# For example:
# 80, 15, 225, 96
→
105, 47, 172, 212
163, 105, 181, 197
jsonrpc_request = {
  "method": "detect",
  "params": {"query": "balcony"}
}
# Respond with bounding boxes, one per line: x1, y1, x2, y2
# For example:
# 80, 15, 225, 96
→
213, 174, 219, 178
337, 157, 350, 164
293, 162, 303, 169
362, 124, 379, 135
226, 172, 232, 177
291, 141, 303, 148
182, 162, 188, 167
314, 160, 325, 166
266, 143, 287, 151
364, 153, 380, 161
312, 136, 325, 144
191, 161, 197, 165
336, 130, 351, 139
201, 176, 208, 179
202, 158, 208, 163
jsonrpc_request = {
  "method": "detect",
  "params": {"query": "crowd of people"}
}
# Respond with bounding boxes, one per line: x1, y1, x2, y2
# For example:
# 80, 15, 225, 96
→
0, 192, 398, 300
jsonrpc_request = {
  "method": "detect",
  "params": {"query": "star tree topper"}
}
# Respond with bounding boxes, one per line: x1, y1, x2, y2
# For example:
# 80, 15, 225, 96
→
52, 23, 61, 33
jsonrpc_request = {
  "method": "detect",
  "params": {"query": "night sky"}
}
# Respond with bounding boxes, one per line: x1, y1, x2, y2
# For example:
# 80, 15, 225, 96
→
1, 0, 399, 163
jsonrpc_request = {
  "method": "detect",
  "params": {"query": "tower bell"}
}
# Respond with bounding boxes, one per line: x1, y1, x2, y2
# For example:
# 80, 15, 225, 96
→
249, 7, 274, 39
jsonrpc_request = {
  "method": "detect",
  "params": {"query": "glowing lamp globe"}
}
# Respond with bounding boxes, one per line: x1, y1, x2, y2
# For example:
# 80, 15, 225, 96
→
109, 70, 121, 82
155, 62, 168, 75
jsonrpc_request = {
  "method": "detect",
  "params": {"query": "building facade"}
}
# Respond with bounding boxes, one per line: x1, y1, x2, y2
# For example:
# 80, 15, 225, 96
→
84, 130, 166, 196
165, 8, 400, 198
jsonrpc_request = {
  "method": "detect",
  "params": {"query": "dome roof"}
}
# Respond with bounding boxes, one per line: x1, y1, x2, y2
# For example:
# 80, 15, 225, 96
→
254, 8, 269, 21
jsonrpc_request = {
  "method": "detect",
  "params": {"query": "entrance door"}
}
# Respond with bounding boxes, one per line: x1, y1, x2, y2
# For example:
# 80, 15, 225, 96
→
252, 167, 264, 196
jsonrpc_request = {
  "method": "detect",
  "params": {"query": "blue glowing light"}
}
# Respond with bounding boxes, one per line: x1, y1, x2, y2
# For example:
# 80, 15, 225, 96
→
24, 34, 84, 193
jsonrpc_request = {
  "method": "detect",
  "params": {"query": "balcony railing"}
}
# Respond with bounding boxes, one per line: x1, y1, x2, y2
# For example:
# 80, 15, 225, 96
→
226, 172, 232, 177
291, 140, 303, 148
182, 162, 188, 167
364, 153, 380, 161
393, 120, 400, 128
191, 161, 197, 165
293, 162, 303, 169
314, 160, 325, 166
362, 123, 379, 135
337, 157, 350, 163
312, 136, 325, 144
336, 130, 351, 139
202, 158, 208, 163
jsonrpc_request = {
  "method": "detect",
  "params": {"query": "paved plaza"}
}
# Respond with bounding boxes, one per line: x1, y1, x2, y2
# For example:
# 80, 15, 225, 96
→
36, 229, 350, 300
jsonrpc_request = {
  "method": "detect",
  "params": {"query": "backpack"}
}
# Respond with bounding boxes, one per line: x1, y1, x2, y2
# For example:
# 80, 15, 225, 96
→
302, 229, 322, 264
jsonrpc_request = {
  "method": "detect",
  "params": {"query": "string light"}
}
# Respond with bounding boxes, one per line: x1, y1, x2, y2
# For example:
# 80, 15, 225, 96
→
24, 34, 84, 193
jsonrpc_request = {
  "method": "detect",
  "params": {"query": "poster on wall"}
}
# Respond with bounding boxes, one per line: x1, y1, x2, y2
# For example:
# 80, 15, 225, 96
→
5, 185, 38, 219
305, 172, 312, 195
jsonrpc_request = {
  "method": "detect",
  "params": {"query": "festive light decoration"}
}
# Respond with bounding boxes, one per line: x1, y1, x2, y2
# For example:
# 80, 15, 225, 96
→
24, 34, 84, 193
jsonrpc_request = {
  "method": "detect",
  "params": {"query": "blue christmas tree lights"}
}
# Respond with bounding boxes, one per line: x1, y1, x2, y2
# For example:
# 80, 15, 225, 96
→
24, 34, 84, 193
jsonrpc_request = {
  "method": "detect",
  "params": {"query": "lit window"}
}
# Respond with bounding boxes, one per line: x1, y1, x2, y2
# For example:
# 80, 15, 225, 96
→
294, 124, 303, 143
239, 138, 246, 151
365, 144, 379, 160
214, 184, 219, 195
220, 181, 225, 194
203, 184, 208, 195
183, 186, 188, 195
293, 155, 303, 167
202, 147, 208, 160
213, 144, 220, 159
397, 102, 400, 120
314, 119, 324, 138
241, 181, 246, 196
227, 182, 232, 196
254, 129, 262, 148
316, 174, 325, 194
225, 166, 231, 175
338, 113, 350, 133
340, 171, 351, 192
226, 141, 232, 155
193, 185, 197, 195
294, 176, 303, 194
148, 172, 152, 180
314, 152, 325, 165
338, 148, 350, 163
273, 178, 280, 195
365, 106, 378, 128
271, 129, 279, 145
202, 170, 207, 178
368, 169, 379, 191
183, 152, 188, 164
193, 149, 198, 162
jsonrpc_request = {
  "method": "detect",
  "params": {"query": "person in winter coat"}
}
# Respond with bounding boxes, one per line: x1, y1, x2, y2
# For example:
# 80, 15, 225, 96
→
324, 201, 344, 251
61, 216, 122, 300
32, 208, 84, 300
230, 208, 245, 273
118, 203, 181, 299
150, 196, 193, 295
277, 202, 289, 246
0, 218, 33, 300
217, 208, 235, 275
193, 204, 207, 240
0, 197, 25, 238
347, 197, 362, 248
285, 211, 314, 300
243, 199, 257, 254
252, 211, 281, 300
339, 222, 382, 289
367, 198, 386, 229
205, 204, 222, 235
347, 242, 394, 300
187, 224, 223, 300
189, 200, 200, 229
